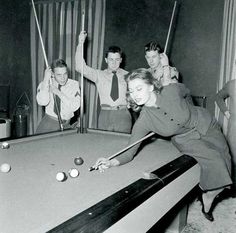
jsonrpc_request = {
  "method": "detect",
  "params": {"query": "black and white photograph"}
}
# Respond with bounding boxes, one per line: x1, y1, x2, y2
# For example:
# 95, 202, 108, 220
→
0, 0, 236, 232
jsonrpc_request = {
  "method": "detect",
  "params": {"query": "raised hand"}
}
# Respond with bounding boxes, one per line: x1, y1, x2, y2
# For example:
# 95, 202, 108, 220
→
160, 53, 169, 67
79, 31, 87, 44
44, 67, 53, 83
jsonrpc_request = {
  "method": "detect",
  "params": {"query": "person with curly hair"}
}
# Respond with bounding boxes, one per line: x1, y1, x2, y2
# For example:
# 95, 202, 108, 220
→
95, 67, 232, 222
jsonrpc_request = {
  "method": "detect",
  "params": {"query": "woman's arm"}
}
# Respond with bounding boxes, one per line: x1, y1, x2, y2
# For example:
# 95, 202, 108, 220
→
94, 111, 151, 171
114, 113, 151, 165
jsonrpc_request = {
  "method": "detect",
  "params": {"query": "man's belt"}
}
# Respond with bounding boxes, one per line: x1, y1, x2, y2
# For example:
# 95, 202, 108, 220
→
101, 105, 127, 110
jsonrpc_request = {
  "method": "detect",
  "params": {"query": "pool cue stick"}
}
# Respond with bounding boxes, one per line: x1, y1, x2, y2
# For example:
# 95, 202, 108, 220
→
31, 0, 48, 68
164, 1, 177, 54
89, 132, 155, 171
31, 0, 64, 131
78, 11, 85, 133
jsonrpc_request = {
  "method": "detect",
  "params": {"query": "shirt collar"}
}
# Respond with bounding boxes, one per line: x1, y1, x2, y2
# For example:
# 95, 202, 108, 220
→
105, 68, 121, 75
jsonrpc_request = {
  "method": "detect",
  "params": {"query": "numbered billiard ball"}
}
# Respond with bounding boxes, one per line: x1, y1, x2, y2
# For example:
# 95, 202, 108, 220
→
0, 163, 11, 173
68, 168, 80, 178
56, 172, 67, 182
1, 142, 10, 149
74, 157, 84, 165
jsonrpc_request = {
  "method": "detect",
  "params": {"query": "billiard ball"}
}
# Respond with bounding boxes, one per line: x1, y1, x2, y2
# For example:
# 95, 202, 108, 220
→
1, 142, 10, 149
68, 168, 80, 178
56, 172, 67, 182
0, 163, 11, 173
74, 157, 84, 165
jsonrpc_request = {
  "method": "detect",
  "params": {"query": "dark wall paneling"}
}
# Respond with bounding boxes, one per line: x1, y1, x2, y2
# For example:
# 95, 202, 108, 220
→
103, 0, 177, 71
171, 0, 224, 113
104, 0, 224, 114
0, 0, 225, 117
0, 0, 31, 117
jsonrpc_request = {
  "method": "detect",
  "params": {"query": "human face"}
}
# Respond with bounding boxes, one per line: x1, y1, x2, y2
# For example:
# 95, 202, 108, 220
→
145, 50, 161, 69
105, 52, 122, 71
128, 78, 154, 106
53, 67, 68, 86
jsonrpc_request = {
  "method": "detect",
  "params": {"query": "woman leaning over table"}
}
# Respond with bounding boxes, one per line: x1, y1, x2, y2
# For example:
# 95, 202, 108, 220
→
95, 64, 232, 222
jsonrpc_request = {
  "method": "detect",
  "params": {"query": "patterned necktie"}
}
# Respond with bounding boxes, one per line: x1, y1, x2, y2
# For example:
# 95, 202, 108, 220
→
54, 85, 61, 116
110, 71, 119, 101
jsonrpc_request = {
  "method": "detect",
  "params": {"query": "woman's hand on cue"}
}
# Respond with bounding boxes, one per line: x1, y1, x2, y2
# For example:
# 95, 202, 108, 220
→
95, 158, 120, 172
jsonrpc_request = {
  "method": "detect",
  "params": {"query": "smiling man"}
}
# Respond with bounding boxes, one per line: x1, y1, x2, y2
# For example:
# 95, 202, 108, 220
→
75, 31, 132, 133
36, 59, 80, 134
145, 41, 179, 86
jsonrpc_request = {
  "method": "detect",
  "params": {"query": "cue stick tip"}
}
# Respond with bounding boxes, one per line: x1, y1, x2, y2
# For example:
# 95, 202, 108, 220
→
88, 166, 96, 172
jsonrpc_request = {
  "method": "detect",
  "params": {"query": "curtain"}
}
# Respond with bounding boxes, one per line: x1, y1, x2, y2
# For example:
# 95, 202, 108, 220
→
86, 0, 106, 128
30, 0, 106, 133
215, 0, 236, 134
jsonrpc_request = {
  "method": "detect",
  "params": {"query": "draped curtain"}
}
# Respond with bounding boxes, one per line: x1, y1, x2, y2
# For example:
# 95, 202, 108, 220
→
86, 0, 106, 128
215, 0, 236, 134
30, 0, 106, 133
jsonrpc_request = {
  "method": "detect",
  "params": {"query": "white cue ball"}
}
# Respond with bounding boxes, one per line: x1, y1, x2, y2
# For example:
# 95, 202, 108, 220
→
0, 163, 11, 173
68, 168, 79, 178
1, 142, 10, 149
56, 172, 67, 182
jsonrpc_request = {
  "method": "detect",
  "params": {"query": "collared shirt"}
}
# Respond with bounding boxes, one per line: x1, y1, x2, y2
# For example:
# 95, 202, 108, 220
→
36, 79, 80, 120
75, 45, 128, 107
85, 67, 128, 106
82, 65, 128, 106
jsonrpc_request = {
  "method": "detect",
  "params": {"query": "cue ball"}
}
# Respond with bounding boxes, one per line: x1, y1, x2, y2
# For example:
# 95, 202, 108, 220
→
56, 172, 67, 182
74, 157, 84, 165
68, 168, 80, 178
0, 163, 11, 173
1, 142, 10, 149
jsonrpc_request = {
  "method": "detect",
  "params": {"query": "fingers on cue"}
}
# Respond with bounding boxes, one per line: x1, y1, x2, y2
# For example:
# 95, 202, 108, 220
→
98, 164, 109, 172
95, 158, 109, 172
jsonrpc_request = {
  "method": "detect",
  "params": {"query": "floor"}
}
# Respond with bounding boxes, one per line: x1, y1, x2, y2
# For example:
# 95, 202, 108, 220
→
183, 194, 236, 233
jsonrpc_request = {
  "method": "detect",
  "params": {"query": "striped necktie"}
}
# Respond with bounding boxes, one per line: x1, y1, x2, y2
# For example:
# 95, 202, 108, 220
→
110, 71, 119, 101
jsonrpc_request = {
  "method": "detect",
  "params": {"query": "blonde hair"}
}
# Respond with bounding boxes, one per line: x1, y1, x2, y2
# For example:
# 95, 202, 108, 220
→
125, 68, 162, 112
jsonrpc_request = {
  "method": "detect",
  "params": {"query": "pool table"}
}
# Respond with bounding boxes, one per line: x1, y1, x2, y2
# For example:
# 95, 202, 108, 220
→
0, 129, 200, 233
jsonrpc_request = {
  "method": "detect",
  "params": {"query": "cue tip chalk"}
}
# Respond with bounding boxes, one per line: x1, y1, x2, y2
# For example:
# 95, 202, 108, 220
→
142, 172, 159, 180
